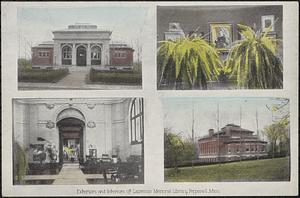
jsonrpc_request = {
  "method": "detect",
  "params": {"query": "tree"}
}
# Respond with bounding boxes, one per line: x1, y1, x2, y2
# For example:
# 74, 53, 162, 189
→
164, 130, 184, 173
263, 121, 289, 158
181, 138, 197, 162
18, 58, 32, 71
266, 98, 290, 125
164, 129, 198, 174
157, 36, 222, 90
266, 98, 290, 156
226, 24, 283, 89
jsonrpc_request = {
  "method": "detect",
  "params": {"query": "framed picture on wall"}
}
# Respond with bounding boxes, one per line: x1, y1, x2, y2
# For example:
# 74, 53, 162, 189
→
210, 23, 233, 52
267, 31, 277, 39
261, 15, 275, 32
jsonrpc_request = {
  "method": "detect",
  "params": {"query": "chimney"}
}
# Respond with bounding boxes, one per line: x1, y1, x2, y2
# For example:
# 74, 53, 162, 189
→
209, 129, 214, 136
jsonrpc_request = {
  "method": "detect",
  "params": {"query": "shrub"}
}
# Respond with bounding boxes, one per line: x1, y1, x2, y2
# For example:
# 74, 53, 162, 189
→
90, 68, 142, 84
18, 58, 32, 71
18, 68, 69, 83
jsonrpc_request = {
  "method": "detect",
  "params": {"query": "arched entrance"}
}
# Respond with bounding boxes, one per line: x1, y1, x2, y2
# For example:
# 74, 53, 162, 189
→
57, 118, 84, 164
76, 46, 87, 66
56, 108, 86, 164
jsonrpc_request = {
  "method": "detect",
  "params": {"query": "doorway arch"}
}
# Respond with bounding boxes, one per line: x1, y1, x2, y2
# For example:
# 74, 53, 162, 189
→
57, 118, 85, 164
76, 45, 87, 66
56, 108, 86, 164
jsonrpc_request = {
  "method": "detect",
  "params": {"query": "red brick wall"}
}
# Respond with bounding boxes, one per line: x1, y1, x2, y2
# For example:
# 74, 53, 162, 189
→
109, 48, 134, 66
32, 47, 53, 66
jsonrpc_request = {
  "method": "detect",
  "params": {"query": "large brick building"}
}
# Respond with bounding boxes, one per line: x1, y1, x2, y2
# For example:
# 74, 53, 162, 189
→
198, 124, 268, 163
31, 23, 134, 70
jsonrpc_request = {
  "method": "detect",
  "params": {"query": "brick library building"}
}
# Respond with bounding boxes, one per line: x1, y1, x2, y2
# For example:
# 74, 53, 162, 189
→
198, 124, 268, 163
31, 23, 134, 70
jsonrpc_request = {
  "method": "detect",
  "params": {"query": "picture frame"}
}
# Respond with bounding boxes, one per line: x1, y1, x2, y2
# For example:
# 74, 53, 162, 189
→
210, 23, 233, 52
267, 31, 277, 39
261, 15, 275, 32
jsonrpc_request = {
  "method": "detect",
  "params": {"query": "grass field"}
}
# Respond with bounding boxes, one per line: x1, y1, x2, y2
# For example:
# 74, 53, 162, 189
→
165, 157, 290, 182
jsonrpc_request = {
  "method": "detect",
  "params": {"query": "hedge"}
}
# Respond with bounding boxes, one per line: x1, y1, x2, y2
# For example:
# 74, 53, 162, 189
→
18, 68, 69, 83
90, 68, 142, 84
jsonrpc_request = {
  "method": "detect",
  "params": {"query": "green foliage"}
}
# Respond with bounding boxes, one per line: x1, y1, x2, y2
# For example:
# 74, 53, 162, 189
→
89, 68, 142, 84
18, 68, 69, 83
14, 141, 28, 184
158, 36, 222, 89
267, 98, 290, 126
165, 157, 290, 182
133, 62, 142, 73
226, 24, 283, 89
181, 139, 197, 162
164, 129, 197, 170
18, 58, 32, 71
263, 120, 289, 157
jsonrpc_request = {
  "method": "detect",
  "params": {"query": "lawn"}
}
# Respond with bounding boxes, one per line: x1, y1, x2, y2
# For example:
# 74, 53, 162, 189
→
165, 157, 290, 182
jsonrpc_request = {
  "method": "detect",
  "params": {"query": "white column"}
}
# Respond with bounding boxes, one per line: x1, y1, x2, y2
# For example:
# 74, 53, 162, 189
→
101, 43, 105, 66
87, 43, 91, 66
54, 42, 62, 66
102, 41, 110, 66
105, 104, 112, 154
71, 43, 76, 66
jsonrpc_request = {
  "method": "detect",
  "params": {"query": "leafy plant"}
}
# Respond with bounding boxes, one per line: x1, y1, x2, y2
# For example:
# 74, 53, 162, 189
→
18, 58, 32, 71
14, 141, 28, 184
158, 36, 222, 89
164, 130, 185, 173
263, 121, 289, 158
226, 24, 283, 89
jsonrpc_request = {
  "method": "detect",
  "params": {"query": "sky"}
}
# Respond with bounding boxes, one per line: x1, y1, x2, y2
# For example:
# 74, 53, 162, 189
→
161, 97, 289, 141
17, 6, 149, 60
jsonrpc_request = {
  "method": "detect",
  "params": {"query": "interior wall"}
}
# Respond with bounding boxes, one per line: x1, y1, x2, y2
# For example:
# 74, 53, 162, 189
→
13, 99, 143, 163
111, 99, 143, 162
157, 5, 283, 42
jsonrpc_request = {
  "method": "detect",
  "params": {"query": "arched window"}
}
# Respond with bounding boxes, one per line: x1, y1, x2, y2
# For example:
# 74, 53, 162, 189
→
130, 98, 144, 144
91, 46, 101, 65
62, 46, 72, 59
91, 46, 101, 59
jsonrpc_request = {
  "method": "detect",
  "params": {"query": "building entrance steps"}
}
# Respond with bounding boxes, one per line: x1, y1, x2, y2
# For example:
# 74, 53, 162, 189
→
52, 163, 88, 185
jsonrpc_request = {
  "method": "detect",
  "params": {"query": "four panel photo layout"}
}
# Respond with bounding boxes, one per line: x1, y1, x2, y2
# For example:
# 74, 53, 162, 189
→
3, 2, 297, 196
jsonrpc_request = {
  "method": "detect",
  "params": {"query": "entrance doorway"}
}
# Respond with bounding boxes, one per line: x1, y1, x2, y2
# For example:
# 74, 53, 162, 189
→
57, 118, 84, 164
76, 46, 87, 66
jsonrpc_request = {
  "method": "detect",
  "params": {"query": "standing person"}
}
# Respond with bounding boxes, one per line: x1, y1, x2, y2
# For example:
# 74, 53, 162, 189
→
69, 145, 75, 163
63, 145, 68, 160
37, 145, 46, 165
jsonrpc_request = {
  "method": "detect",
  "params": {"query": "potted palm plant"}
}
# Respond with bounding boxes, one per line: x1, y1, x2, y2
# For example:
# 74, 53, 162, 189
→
13, 141, 28, 184
226, 24, 283, 89
157, 35, 223, 90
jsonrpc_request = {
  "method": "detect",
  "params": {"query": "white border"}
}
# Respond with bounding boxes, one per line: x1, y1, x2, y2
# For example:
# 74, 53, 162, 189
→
1, 1, 298, 196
